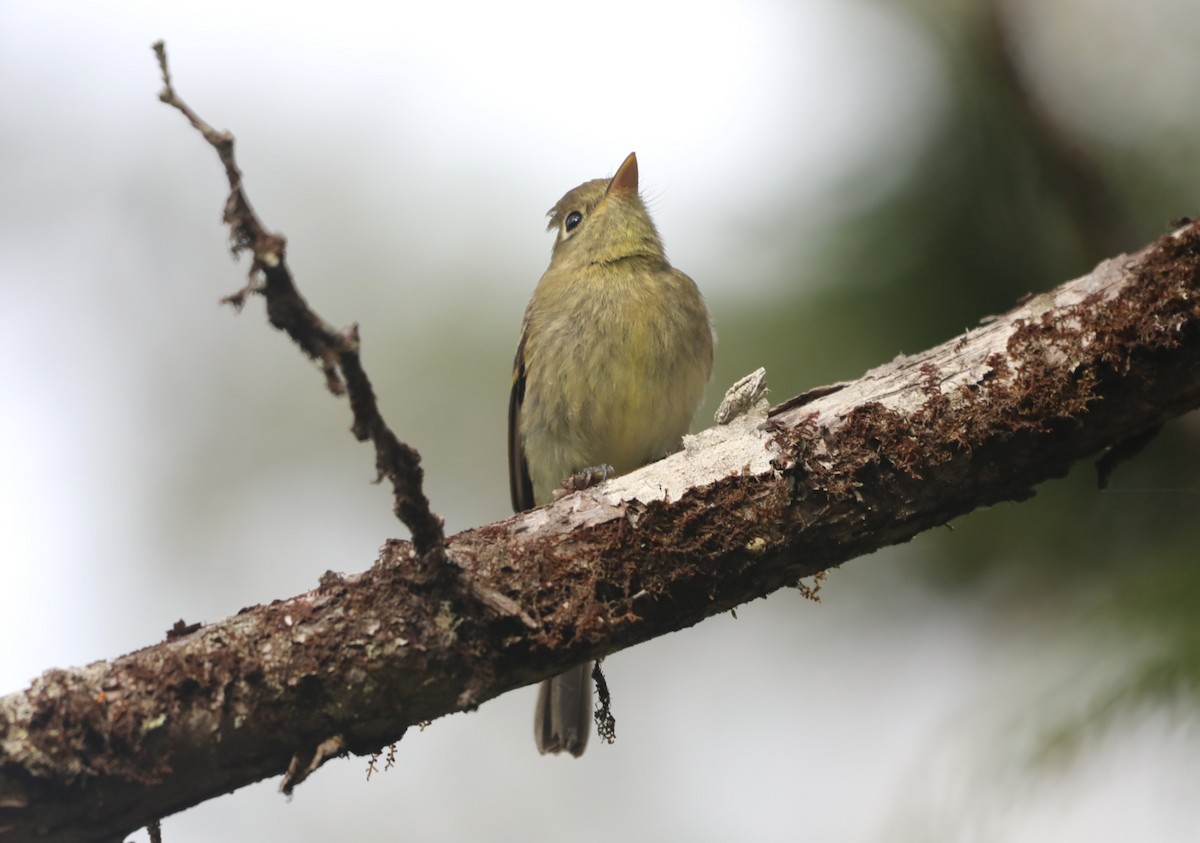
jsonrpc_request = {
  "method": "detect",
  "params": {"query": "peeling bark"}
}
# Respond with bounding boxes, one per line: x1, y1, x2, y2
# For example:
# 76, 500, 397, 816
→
2, 224, 1199, 842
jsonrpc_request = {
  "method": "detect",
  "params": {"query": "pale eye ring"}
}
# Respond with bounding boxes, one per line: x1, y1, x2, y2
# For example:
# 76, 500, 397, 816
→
564, 211, 583, 233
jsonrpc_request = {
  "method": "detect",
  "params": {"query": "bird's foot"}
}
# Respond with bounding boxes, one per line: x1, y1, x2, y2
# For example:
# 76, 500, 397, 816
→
553, 464, 617, 500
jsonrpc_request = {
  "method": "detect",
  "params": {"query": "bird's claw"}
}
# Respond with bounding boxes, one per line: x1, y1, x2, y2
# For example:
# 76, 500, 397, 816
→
553, 464, 617, 500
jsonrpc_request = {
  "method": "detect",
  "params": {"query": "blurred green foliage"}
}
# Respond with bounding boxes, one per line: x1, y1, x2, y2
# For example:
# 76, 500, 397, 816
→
720, 1, 1200, 750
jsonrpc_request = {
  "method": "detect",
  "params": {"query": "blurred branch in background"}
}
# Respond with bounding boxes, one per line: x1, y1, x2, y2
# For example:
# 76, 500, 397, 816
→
2, 206, 1199, 840
977, 0, 1134, 260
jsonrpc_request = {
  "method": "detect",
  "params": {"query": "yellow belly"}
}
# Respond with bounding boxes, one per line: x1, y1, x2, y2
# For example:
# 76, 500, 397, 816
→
519, 269, 711, 505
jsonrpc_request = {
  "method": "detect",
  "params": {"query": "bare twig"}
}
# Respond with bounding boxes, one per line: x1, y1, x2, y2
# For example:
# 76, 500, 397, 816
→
151, 40, 446, 558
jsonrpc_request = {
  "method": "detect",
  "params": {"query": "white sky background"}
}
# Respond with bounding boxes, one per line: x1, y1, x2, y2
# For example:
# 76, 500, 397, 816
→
2, 1, 1200, 841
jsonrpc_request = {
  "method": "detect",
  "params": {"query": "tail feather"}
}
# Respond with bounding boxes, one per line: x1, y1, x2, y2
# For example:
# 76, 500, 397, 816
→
534, 662, 593, 757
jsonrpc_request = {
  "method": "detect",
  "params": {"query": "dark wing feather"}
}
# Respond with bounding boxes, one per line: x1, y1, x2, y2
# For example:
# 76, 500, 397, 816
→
508, 328, 535, 512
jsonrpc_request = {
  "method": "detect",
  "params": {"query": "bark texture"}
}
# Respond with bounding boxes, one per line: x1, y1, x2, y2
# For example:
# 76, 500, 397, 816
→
2, 223, 1199, 842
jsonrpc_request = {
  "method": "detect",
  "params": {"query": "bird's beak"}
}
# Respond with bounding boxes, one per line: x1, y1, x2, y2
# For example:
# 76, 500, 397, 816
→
605, 152, 639, 198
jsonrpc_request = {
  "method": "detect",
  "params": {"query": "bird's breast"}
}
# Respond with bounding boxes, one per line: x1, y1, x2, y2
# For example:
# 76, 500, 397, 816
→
520, 263, 711, 503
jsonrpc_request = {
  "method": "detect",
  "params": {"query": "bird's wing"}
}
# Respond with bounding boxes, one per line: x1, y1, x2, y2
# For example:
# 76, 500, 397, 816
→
508, 325, 535, 513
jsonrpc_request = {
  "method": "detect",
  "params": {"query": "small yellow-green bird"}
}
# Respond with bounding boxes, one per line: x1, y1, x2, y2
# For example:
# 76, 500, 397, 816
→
508, 152, 713, 756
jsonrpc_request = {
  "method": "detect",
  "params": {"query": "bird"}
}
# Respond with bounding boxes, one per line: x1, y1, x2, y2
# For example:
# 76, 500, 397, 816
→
508, 152, 713, 756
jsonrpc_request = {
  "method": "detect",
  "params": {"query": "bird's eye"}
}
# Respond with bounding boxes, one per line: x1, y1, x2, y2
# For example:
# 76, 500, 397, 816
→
564, 211, 583, 233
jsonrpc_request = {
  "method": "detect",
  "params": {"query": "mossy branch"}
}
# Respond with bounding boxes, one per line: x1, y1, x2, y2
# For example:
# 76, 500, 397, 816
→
2, 217, 1198, 843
